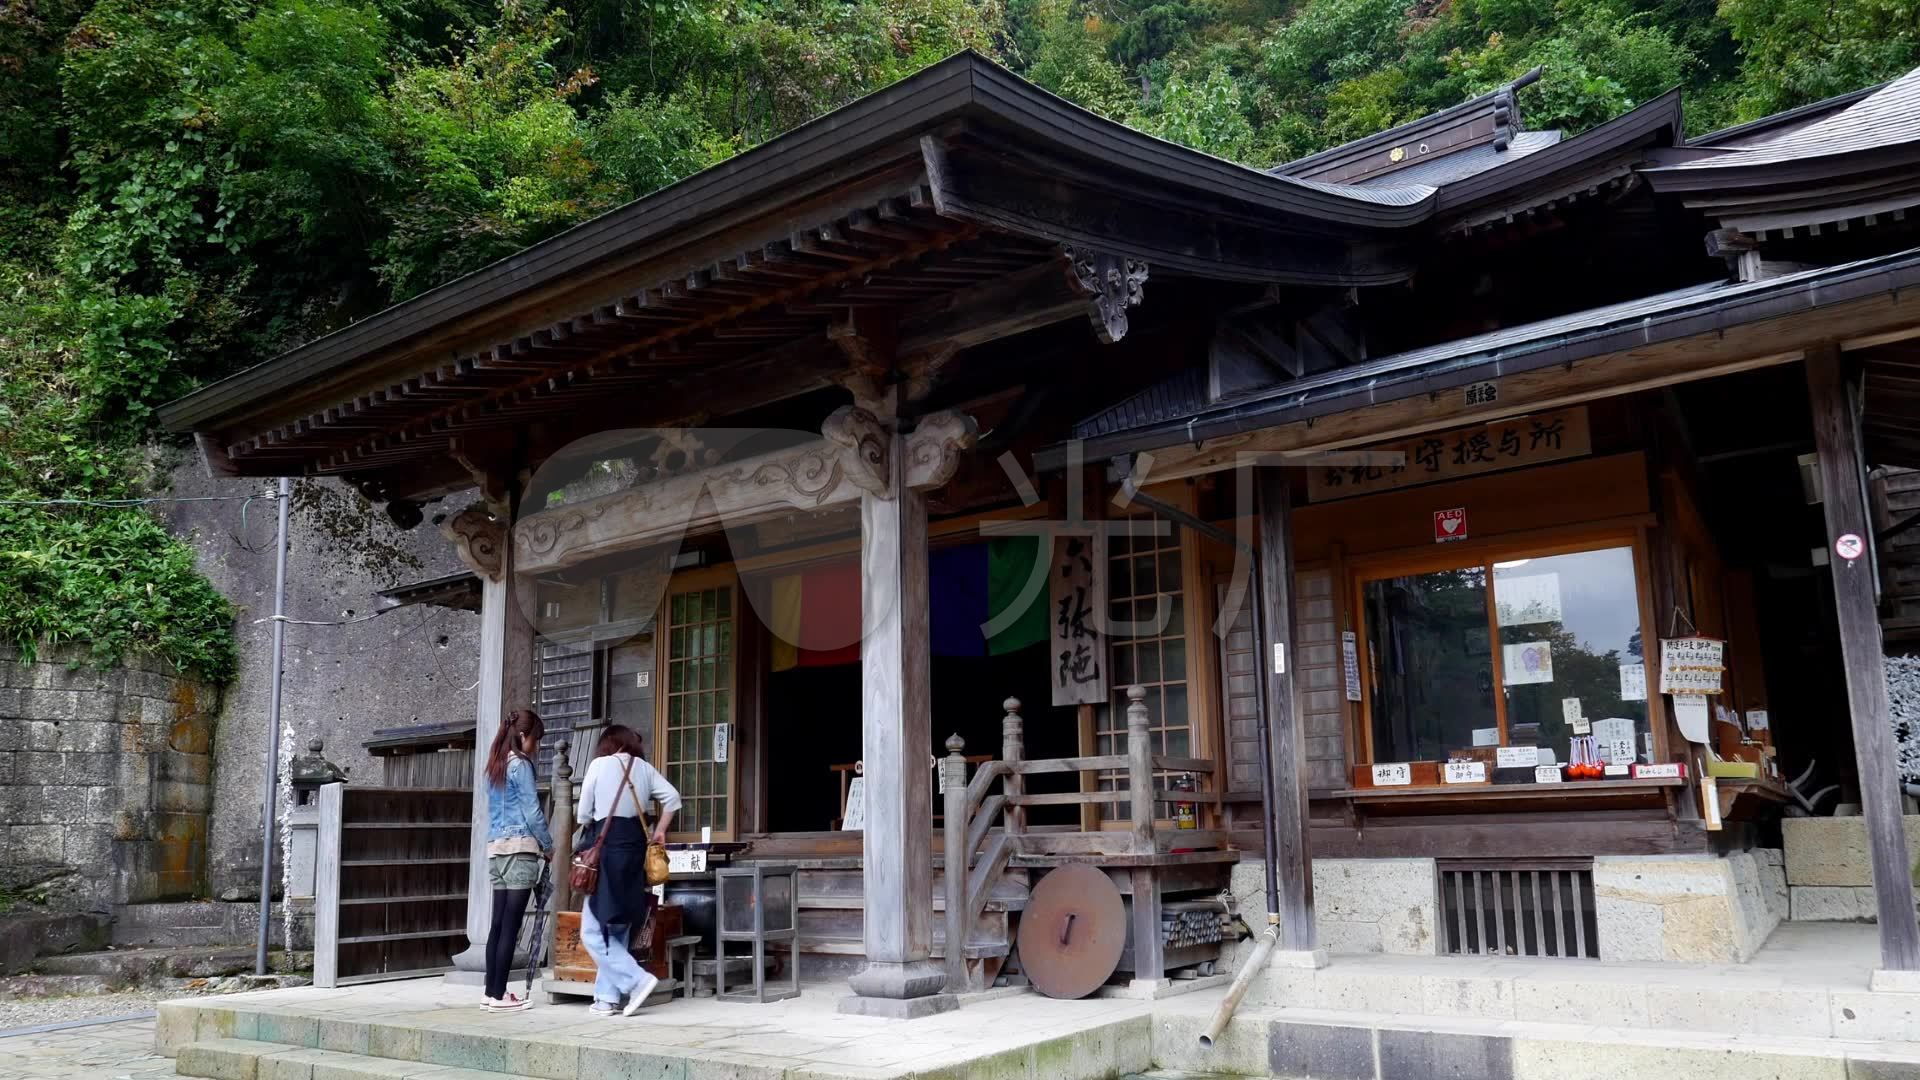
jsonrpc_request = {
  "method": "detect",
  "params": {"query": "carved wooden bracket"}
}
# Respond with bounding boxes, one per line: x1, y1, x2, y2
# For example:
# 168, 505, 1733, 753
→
442, 507, 507, 582
1064, 247, 1149, 344
512, 407, 977, 575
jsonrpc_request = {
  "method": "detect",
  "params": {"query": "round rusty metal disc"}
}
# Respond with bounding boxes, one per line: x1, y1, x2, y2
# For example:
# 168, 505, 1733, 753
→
1017, 863, 1126, 999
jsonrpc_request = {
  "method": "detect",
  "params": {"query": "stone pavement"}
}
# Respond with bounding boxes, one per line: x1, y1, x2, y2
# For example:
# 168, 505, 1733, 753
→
0, 1015, 175, 1079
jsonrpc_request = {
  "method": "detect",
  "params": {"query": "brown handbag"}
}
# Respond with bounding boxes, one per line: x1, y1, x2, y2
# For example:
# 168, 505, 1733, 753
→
569, 757, 636, 895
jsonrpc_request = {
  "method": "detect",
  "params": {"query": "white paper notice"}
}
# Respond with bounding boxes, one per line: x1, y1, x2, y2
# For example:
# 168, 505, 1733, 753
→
1535, 765, 1565, 784
1371, 763, 1412, 786
1660, 637, 1725, 695
667, 848, 708, 874
1619, 662, 1647, 701
1444, 761, 1487, 784
1502, 641, 1554, 685
1672, 693, 1711, 744
1342, 631, 1362, 702
1746, 709, 1770, 732
1472, 727, 1500, 747
713, 722, 729, 764
1562, 697, 1584, 723
1496, 572, 1563, 626
841, 776, 866, 831
1496, 746, 1538, 769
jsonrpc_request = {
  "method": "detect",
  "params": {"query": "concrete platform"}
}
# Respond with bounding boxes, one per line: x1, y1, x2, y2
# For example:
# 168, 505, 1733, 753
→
157, 977, 1156, 1079
158, 924, 1920, 1080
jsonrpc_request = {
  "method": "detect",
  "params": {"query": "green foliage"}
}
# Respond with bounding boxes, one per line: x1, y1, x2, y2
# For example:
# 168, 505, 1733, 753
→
1, 0, 1909, 680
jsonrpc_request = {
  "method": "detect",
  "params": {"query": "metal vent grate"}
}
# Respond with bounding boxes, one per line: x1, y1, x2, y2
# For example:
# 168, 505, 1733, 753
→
1438, 859, 1598, 959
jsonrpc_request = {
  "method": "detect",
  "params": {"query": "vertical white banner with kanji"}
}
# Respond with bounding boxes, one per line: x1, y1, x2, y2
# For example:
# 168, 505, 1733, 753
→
1049, 532, 1109, 706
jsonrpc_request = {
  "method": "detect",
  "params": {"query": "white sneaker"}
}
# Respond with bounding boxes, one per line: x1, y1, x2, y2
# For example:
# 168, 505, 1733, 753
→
623, 971, 660, 1015
589, 1001, 618, 1017
484, 993, 531, 1012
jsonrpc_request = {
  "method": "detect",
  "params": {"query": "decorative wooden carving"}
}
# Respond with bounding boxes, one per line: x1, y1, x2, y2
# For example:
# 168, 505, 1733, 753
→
822, 405, 892, 497
442, 507, 507, 582
904, 410, 977, 488
513, 408, 976, 575
1065, 247, 1149, 344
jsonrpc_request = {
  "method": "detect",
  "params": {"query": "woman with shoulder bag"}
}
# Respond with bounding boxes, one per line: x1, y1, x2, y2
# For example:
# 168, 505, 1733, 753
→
481, 709, 553, 1012
573, 724, 680, 1016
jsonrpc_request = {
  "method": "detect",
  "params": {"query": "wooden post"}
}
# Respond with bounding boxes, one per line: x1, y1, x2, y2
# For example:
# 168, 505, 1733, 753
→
1127, 685, 1155, 854
1129, 867, 1164, 984
313, 781, 343, 989
1256, 466, 1318, 954
1001, 698, 1025, 837
941, 734, 970, 994
1807, 347, 1920, 973
842, 429, 956, 1018
549, 743, 575, 963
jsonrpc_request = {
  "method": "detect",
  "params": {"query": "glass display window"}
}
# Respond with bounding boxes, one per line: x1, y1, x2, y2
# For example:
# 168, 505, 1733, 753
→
1358, 539, 1653, 770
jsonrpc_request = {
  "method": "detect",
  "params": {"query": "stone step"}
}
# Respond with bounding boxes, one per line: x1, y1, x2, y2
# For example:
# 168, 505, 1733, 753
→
35, 946, 260, 982
1149, 1000, 1920, 1080
176, 1039, 520, 1080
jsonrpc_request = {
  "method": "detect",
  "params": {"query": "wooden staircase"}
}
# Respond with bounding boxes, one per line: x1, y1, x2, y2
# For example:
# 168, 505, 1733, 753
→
792, 864, 1029, 985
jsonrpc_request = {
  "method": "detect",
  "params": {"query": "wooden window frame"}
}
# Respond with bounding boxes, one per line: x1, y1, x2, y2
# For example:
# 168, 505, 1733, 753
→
1347, 525, 1665, 767
654, 565, 741, 842
1086, 487, 1219, 830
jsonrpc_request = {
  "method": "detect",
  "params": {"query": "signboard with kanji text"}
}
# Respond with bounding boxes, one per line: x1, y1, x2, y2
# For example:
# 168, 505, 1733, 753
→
1306, 407, 1592, 502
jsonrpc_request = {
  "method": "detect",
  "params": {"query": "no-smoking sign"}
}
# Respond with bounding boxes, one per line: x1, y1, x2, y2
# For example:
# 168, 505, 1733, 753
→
1835, 533, 1864, 561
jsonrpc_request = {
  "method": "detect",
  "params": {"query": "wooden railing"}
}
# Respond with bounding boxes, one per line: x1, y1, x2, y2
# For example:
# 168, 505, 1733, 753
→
939, 684, 1218, 992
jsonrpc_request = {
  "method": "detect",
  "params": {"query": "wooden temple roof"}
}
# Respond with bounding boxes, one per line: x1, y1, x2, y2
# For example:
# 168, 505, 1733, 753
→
1057, 248, 1920, 477
158, 52, 1469, 503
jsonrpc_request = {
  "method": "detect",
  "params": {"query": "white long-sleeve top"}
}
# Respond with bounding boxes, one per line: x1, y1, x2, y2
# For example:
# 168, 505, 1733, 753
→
576, 752, 682, 824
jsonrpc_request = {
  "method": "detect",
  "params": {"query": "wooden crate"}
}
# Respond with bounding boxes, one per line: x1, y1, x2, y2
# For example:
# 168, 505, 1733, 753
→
553, 904, 683, 982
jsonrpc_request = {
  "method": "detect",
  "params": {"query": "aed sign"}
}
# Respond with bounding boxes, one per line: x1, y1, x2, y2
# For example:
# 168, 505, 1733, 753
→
1434, 507, 1468, 544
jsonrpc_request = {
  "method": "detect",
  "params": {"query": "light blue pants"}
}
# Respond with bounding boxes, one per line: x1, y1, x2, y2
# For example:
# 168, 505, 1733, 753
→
580, 899, 643, 1006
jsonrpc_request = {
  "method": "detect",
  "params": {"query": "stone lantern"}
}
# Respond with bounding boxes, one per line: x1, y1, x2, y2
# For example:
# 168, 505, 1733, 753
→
288, 739, 347, 899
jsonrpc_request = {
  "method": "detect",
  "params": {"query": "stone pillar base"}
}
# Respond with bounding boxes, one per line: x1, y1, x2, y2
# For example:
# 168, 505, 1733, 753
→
1870, 969, 1920, 993
847, 958, 947, 999
1269, 948, 1330, 970
841, 958, 954, 1018
449, 943, 486, 974
838, 992, 959, 1019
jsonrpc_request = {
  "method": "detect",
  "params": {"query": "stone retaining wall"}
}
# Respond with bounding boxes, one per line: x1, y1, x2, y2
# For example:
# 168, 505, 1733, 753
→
1591, 851, 1786, 962
1225, 857, 1439, 970
0, 643, 220, 911
1225, 852, 1786, 966
1782, 815, 1920, 922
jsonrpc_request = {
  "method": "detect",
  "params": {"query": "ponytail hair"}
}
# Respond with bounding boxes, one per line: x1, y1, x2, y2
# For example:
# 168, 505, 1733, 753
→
485, 709, 544, 788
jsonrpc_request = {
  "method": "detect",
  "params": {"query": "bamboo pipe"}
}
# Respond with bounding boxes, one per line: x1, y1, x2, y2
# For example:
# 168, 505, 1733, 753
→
1199, 920, 1277, 1048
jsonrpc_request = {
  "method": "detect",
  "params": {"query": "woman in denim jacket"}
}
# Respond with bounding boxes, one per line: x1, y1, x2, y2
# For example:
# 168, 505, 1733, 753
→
481, 708, 552, 1011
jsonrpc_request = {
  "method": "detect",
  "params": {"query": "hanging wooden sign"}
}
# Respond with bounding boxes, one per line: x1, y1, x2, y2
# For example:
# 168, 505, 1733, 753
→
1307, 407, 1592, 502
1049, 533, 1109, 707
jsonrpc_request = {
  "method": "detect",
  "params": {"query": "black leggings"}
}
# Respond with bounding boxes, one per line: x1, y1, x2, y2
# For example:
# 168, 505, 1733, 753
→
484, 887, 533, 1000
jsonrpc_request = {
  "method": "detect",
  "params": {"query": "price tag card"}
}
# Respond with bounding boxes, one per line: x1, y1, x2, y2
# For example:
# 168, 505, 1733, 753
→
1633, 762, 1685, 779
1604, 764, 1631, 778
1371, 762, 1412, 786
1443, 761, 1487, 784
667, 848, 708, 874
1496, 746, 1538, 769
1535, 765, 1565, 784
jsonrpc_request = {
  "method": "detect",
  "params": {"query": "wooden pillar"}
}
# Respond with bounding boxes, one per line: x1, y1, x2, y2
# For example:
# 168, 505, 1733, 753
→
445, 506, 535, 975
1126, 685, 1155, 854
1256, 466, 1320, 956
841, 429, 957, 1017
1002, 699, 1026, 836
941, 735, 969, 994
1807, 347, 1920, 974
